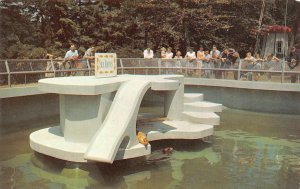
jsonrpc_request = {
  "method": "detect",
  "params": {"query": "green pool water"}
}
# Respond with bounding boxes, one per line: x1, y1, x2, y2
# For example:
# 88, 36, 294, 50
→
0, 108, 300, 189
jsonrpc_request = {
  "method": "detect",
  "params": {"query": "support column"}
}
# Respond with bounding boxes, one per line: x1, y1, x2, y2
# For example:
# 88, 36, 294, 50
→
60, 93, 114, 143
164, 77, 184, 120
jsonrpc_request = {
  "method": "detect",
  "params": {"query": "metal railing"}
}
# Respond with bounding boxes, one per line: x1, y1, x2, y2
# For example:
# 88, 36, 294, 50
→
0, 58, 299, 88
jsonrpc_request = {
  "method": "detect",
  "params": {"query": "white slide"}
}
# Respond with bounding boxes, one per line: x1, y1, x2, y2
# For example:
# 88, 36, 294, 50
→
84, 80, 151, 163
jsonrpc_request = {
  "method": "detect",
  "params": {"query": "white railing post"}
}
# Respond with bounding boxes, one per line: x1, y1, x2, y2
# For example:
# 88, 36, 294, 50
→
5, 60, 11, 88
86, 59, 91, 76
238, 59, 242, 80
158, 58, 161, 75
50, 59, 56, 77
281, 60, 285, 83
119, 58, 124, 75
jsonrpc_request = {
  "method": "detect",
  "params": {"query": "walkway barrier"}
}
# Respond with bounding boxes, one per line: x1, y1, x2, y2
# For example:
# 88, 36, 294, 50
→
0, 58, 299, 88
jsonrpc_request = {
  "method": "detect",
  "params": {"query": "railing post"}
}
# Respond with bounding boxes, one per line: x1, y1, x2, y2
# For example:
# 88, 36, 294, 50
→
157, 58, 161, 75
120, 58, 124, 75
138, 59, 141, 75
238, 59, 242, 80
185, 60, 188, 76
50, 59, 56, 77
281, 60, 285, 83
86, 59, 91, 76
5, 60, 11, 88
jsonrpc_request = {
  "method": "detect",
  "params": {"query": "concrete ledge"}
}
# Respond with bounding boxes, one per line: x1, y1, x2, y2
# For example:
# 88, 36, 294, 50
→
0, 86, 45, 98
2, 77, 299, 98
184, 78, 300, 92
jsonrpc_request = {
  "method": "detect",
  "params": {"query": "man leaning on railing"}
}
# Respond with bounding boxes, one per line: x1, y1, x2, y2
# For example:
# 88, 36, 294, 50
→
185, 47, 197, 76
143, 48, 154, 59
64, 44, 79, 76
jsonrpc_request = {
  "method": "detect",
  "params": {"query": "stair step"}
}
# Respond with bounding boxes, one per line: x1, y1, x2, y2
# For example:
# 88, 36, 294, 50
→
184, 101, 223, 112
138, 120, 214, 141
184, 93, 203, 103
182, 111, 220, 125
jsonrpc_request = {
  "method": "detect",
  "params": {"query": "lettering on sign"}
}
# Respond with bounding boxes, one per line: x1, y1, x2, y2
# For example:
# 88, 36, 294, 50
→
95, 53, 117, 77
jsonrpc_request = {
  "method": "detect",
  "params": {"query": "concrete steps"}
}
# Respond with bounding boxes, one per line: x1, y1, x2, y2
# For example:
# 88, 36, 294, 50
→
184, 101, 223, 112
184, 93, 204, 103
138, 120, 213, 141
182, 111, 220, 125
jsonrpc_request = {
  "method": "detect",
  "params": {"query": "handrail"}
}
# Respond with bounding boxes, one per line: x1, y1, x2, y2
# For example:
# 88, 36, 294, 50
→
0, 58, 299, 88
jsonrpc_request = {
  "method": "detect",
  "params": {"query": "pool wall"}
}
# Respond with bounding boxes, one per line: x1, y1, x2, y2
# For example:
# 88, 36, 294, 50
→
0, 88, 59, 134
1, 78, 300, 133
185, 78, 300, 114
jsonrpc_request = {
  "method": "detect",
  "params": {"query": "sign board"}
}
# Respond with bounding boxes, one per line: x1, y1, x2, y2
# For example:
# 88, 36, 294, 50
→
95, 53, 117, 77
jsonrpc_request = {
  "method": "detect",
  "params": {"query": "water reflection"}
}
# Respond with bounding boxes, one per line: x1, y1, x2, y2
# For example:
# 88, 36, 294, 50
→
0, 141, 220, 189
213, 129, 300, 189
0, 108, 300, 189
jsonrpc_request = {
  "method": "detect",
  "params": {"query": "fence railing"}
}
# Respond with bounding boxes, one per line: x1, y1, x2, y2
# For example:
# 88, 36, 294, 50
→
0, 58, 299, 88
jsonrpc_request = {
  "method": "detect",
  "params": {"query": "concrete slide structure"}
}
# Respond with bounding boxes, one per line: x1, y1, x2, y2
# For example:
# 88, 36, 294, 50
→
84, 80, 151, 163
30, 75, 223, 163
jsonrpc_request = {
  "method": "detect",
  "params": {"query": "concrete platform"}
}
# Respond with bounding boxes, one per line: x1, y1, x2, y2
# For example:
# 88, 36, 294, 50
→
30, 75, 222, 163
38, 75, 181, 95
30, 126, 151, 163
30, 118, 213, 163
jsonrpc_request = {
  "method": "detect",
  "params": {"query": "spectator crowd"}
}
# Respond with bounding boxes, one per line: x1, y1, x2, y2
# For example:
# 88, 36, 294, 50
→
143, 45, 300, 82
44, 44, 300, 83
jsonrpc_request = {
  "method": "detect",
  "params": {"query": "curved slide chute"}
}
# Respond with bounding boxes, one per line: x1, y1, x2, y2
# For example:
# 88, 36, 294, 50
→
84, 80, 151, 163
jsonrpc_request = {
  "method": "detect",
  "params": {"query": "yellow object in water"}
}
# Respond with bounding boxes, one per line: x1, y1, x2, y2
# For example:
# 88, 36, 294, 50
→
137, 131, 148, 145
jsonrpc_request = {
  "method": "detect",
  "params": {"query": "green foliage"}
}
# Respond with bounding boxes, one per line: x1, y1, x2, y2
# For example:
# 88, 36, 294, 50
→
0, 0, 298, 58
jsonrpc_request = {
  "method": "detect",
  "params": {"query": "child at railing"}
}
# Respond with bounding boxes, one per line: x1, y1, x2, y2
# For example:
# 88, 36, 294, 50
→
45, 53, 55, 78
264, 53, 279, 81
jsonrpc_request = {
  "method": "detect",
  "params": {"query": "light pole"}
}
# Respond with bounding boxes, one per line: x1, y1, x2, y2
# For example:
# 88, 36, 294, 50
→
78, 0, 82, 47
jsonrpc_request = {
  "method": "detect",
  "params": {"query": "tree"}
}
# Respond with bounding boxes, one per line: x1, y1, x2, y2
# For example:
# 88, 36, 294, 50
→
0, 0, 298, 58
